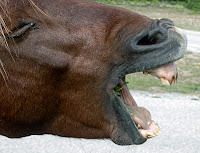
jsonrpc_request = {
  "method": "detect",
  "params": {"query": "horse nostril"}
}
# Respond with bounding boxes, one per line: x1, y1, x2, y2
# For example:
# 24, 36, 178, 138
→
147, 28, 167, 44
137, 35, 159, 46
147, 18, 175, 44
160, 18, 174, 26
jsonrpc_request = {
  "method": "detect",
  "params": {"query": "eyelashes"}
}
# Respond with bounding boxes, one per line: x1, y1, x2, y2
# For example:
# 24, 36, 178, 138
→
7, 22, 38, 38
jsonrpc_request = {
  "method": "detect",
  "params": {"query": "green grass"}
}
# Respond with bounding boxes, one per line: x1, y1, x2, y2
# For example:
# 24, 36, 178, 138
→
126, 52, 200, 96
94, 1, 200, 31
94, 0, 200, 13
120, 5, 200, 31
94, 0, 186, 9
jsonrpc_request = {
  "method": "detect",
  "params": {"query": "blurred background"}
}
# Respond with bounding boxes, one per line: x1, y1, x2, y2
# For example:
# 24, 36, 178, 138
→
93, 0, 200, 15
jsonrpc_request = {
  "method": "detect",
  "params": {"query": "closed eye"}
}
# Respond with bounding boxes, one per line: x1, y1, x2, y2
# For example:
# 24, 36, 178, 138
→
7, 23, 35, 38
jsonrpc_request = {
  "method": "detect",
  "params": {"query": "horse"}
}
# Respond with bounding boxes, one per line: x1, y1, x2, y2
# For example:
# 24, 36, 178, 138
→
0, 0, 187, 145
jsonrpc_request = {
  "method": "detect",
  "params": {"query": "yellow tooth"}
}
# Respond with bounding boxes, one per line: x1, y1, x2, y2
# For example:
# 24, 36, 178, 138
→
154, 129, 160, 135
153, 131, 158, 135
137, 124, 142, 129
152, 120, 156, 124
156, 126, 161, 132
146, 132, 155, 138
171, 75, 176, 84
160, 78, 170, 86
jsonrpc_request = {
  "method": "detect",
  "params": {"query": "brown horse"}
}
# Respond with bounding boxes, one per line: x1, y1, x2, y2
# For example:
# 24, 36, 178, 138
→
0, 0, 187, 145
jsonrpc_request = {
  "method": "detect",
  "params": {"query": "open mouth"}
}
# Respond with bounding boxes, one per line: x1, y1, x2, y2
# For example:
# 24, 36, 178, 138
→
112, 62, 178, 140
113, 79, 160, 139
108, 20, 186, 145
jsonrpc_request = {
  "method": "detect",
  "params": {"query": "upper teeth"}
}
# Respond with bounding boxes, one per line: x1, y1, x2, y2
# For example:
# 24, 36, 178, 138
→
160, 78, 170, 86
137, 124, 142, 129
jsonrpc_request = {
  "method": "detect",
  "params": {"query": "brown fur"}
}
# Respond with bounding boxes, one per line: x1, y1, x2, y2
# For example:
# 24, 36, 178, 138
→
0, 0, 152, 139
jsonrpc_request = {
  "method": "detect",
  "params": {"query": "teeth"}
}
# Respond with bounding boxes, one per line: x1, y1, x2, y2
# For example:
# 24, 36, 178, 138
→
153, 127, 160, 135
130, 113, 134, 118
146, 127, 161, 138
160, 78, 170, 86
137, 124, 142, 129
145, 121, 161, 138
171, 75, 176, 84
143, 71, 149, 75
146, 132, 155, 138
152, 120, 156, 124
154, 124, 161, 135
153, 131, 158, 135
157, 125, 161, 130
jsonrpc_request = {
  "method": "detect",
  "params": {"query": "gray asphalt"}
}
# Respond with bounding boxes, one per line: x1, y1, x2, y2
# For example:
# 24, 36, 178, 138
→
0, 91, 199, 153
184, 30, 200, 53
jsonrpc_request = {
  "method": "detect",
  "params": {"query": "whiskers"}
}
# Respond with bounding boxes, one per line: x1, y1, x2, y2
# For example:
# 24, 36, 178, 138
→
0, 59, 9, 85
0, 1, 11, 86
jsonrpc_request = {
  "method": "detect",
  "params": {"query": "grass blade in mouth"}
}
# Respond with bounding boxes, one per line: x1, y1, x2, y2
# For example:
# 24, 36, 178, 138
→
113, 81, 129, 96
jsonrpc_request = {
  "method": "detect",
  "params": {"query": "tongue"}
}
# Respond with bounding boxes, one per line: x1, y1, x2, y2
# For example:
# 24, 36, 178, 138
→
127, 105, 160, 138
118, 80, 138, 106
126, 105, 151, 130
118, 80, 151, 128
118, 79, 160, 138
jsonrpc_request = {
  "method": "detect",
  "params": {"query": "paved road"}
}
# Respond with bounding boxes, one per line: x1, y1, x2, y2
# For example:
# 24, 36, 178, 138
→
184, 30, 200, 53
0, 91, 199, 153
